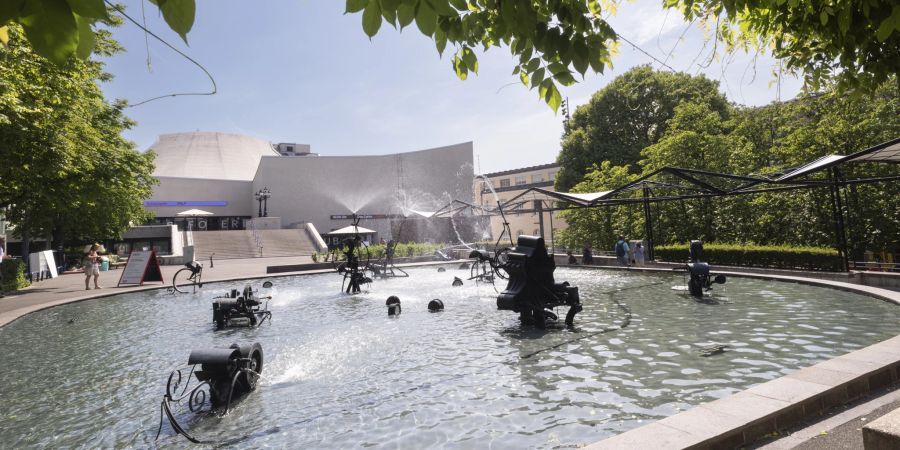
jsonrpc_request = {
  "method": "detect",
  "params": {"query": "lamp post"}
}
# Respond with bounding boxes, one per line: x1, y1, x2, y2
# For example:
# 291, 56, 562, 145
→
254, 190, 264, 217
260, 187, 271, 217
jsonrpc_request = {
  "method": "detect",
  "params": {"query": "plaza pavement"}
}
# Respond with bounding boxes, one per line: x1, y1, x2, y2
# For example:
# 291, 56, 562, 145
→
0, 255, 318, 327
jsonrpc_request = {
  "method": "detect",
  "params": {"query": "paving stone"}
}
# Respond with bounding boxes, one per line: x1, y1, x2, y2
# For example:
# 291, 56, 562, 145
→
657, 405, 747, 442
787, 366, 861, 387
583, 422, 705, 450
863, 405, 900, 450
748, 376, 833, 404
701, 391, 790, 423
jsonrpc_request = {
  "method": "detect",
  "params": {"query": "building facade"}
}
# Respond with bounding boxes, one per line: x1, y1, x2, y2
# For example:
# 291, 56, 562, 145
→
475, 162, 567, 250
144, 132, 475, 244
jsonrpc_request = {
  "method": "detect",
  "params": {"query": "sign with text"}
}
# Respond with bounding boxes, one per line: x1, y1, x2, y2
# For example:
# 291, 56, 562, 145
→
144, 201, 227, 207
117, 250, 164, 286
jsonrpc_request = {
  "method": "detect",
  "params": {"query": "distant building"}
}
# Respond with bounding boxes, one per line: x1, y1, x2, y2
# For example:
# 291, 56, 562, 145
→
475, 162, 566, 250
145, 131, 474, 246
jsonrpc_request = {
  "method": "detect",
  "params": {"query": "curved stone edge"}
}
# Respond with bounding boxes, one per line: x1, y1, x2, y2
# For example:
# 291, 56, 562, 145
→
583, 267, 900, 450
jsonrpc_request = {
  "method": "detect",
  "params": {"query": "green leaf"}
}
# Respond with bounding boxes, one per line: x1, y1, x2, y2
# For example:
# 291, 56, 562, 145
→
0, 0, 27, 25
415, 0, 436, 36
381, 3, 397, 26
448, 0, 465, 10
427, 0, 456, 16
539, 79, 562, 112
554, 69, 576, 86
875, 18, 894, 41
156, 0, 195, 44
68, 0, 106, 19
819, 10, 828, 26
460, 46, 477, 73
452, 53, 468, 80
346, 0, 367, 13
19, 0, 79, 64
434, 26, 446, 54
362, 0, 382, 37
572, 40, 589, 75
530, 67, 545, 89
0, 26, 8, 44
74, 13, 94, 58
519, 70, 529, 86
397, 0, 416, 29
381, 0, 402, 11
525, 57, 540, 72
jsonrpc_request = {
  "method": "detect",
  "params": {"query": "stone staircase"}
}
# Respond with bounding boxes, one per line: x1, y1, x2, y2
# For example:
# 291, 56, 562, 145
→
192, 229, 318, 260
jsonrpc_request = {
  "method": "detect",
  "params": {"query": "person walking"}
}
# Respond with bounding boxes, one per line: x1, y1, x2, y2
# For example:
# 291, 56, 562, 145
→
84, 243, 102, 290
614, 236, 630, 266
582, 242, 594, 265
633, 242, 645, 266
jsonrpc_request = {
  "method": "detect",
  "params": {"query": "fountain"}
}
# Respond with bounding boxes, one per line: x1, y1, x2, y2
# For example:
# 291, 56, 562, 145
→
333, 214, 373, 294
211, 281, 274, 329
680, 240, 727, 297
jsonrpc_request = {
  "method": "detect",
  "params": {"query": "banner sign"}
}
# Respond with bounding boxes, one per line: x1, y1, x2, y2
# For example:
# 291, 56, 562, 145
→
330, 214, 402, 220
28, 250, 58, 279
117, 250, 164, 286
144, 201, 228, 207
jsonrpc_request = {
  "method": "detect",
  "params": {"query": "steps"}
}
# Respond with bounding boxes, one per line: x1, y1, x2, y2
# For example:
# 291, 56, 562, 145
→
192, 228, 318, 260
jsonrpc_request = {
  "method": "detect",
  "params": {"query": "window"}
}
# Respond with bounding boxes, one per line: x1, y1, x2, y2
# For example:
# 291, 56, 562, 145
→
548, 171, 556, 181
286, 146, 294, 152
515, 176, 527, 185
533, 229, 540, 236
532, 173, 544, 183
499, 178, 510, 187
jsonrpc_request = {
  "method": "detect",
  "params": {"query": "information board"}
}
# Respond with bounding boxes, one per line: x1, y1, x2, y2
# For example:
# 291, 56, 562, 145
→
117, 250, 164, 286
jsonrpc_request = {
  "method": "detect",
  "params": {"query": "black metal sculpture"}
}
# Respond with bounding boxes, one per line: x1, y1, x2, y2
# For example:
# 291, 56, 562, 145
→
497, 235, 582, 327
156, 343, 264, 444
333, 215, 373, 294
211, 282, 273, 329
684, 240, 726, 297
371, 239, 409, 279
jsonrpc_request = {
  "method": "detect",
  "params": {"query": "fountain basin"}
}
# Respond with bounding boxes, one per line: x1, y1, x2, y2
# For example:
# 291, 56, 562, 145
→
0, 267, 898, 448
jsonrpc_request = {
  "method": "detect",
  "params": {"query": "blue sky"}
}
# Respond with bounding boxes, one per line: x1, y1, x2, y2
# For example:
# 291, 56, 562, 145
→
100, 0, 802, 174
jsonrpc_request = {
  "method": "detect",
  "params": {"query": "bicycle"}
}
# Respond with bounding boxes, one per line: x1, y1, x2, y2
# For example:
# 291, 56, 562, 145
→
171, 261, 204, 294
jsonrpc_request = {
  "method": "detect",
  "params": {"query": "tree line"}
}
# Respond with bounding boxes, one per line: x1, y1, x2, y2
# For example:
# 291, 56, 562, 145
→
555, 66, 899, 259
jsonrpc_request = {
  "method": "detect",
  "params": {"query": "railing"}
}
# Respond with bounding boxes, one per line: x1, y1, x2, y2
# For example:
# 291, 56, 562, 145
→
248, 220, 263, 257
850, 261, 900, 272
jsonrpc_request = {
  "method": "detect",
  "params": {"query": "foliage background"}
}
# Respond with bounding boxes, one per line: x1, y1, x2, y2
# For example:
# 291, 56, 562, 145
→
557, 67, 900, 259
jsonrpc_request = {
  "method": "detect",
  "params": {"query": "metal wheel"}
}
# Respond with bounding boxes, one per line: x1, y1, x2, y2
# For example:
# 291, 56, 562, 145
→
172, 268, 197, 294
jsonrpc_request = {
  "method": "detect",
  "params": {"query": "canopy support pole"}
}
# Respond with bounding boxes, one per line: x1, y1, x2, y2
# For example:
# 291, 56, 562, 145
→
642, 184, 655, 262
828, 168, 850, 272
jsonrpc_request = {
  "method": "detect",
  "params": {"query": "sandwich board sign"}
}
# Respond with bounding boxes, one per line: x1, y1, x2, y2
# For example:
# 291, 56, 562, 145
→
28, 250, 58, 279
117, 250, 164, 286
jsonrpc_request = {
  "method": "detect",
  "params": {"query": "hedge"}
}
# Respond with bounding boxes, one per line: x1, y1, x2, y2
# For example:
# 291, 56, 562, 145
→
1, 259, 31, 292
654, 243, 842, 272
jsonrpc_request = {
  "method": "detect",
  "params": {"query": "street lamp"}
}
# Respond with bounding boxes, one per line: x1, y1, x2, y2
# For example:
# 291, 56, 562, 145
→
255, 187, 272, 217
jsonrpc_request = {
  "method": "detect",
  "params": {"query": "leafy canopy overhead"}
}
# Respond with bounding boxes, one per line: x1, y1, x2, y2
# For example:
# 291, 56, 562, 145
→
2, 0, 897, 110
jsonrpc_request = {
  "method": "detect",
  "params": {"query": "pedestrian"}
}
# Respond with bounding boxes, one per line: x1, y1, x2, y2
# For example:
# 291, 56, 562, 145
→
582, 242, 594, 265
614, 236, 630, 266
633, 242, 645, 266
567, 249, 578, 264
84, 243, 102, 290
0, 236, 7, 297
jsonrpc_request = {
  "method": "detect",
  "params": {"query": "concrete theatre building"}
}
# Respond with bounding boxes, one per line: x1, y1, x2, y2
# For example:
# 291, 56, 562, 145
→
145, 132, 474, 246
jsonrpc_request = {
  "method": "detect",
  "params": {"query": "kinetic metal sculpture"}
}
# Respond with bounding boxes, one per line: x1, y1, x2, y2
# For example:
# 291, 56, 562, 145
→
156, 343, 264, 443
211, 282, 273, 329
497, 235, 582, 327
683, 240, 727, 297
333, 215, 373, 294
371, 240, 408, 279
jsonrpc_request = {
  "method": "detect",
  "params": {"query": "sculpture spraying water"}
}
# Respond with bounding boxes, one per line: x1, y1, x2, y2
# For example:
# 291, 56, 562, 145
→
211, 281, 274, 329
333, 214, 373, 294
371, 239, 409, 279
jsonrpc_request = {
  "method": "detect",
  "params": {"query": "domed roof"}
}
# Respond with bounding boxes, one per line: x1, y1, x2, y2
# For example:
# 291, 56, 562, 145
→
149, 131, 280, 181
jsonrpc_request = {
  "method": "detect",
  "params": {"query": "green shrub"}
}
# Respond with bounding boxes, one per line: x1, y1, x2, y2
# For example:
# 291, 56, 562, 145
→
1, 259, 31, 291
654, 243, 842, 271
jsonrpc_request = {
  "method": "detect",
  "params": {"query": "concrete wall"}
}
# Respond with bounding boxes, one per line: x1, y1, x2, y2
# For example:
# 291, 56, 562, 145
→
147, 177, 253, 218
253, 142, 474, 240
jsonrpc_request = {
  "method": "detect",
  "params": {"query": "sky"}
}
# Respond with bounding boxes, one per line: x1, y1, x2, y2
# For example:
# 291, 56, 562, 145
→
99, 0, 803, 174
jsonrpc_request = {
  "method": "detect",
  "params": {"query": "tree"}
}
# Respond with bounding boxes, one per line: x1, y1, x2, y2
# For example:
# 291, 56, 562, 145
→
557, 161, 640, 250
0, 23, 156, 257
555, 66, 730, 191
2, 0, 896, 111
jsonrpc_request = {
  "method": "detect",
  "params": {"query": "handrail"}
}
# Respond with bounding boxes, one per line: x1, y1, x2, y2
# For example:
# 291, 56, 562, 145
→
248, 220, 263, 257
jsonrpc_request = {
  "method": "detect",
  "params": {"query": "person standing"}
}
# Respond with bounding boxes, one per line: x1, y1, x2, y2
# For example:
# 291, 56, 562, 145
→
0, 236, 6, 297
633, 242, 645, 266
615, 236, 630, 266
582, 242, 594, 265
84, 243, 102, 290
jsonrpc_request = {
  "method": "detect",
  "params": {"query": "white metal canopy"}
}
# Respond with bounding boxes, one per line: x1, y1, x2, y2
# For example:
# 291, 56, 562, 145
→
175, 209, 214, 216
326, 225, 377, 235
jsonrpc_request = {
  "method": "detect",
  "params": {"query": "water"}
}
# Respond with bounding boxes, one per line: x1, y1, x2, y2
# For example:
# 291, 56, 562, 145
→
1, 267, 898, 449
